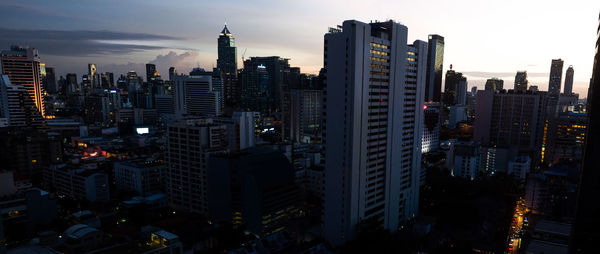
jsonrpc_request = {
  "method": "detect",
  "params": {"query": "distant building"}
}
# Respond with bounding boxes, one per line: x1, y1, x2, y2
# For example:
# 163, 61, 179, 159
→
64, 224, 103, 253
425, 34, 444, 102
0, 75, 45, 127
444, 70, 467, 106
549, 59, 564, 99
290, 89, 322, 143
474, 89, 548, 163
208, 148, 300, 236
44, 164, 110, 202
165, 118, 229, 214
114, 159, 164, 196
0, 46, 46, 116
173, 75, 221, 116
448, 105, 467, 128
514, 71, 528, 91
422, 102, 441, 153
564, 65, 574, 95
217, 25, 238, 106
485, 78, 504, 92
154, 94, 175, 115
146, 63, 158, 82
452, 141, 480, 180
507, 156, 531, 179
546, 111, 587, 164
42, 66, 57, 94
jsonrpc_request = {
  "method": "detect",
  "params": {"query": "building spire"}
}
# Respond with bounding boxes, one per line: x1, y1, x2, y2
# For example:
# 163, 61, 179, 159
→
220, 23, 231, 36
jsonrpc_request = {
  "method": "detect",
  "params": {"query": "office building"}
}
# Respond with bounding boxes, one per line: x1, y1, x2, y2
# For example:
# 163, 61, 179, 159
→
507, 156, 531, 179
322, 20, 426, 245
168, 67, 177, 81
422, 102, 440, 153
146, 63, 158, 82
448, 105, 467, 128
0, 75, 44, 127
452, 141, 480, 180
44, 164, 110, 202
189, 67, 225, 114
546, 111, 587, 164
485, 78, 503, 92
240, 64, 270, 116
514, 71, 528, 91
173, 75, 221, 116
564, 65, 574, 95
101, 72, 114, 88
88, 63, 100, 90
474, 89, 548, 162
290, 89, 323, 143
0, 46, 46, 116
114, 159, 164, 196
217, 25, 238, 106
444, 70, 467, 106
425, 34, 444, 102
549, 59, 564, 99
155, 94, 175, 115
208, 148, 300, 236
42, 66, 57, 94
165, 118, 229, 214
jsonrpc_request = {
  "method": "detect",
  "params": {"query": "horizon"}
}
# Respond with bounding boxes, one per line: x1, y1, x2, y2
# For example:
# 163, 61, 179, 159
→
1, 0, 597, 96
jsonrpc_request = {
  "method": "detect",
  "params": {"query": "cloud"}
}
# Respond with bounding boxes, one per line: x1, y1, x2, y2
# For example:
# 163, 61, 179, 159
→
0, 27, 182, 57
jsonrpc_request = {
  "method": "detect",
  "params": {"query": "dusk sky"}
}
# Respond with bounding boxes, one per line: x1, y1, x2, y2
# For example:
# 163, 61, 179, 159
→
1, 0, 597, 96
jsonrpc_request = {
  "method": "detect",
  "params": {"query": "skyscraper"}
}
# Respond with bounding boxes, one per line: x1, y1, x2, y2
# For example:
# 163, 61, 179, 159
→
514, 71, 528, 91
42, 66, 57, 94
146, 63, 158, 82
0, 75, 44, 127
485, 78, 504, 92
217, 25, 238, 106
323, 20, 426, 245
444, 70, 467, 106
549, 59, 564, 99
564, 65, 574, 95
169, 67, 177, 81
0, 46, 45, 116
88, 63, 99, 90
425, 34, 444, 102
570, 12, 600, 253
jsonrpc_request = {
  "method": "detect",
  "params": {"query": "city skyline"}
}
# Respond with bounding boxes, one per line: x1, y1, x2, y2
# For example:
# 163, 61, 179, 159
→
0, 0, 597, 97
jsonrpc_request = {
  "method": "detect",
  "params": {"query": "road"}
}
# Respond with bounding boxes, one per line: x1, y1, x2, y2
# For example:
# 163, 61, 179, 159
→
506, 198, 528, 253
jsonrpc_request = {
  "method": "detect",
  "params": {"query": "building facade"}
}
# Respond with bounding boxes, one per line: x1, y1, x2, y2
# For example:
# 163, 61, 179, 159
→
425, 34, 444, 102
217, 25, 238, 106
0, 46, 45, 116
322, 20, 426, 245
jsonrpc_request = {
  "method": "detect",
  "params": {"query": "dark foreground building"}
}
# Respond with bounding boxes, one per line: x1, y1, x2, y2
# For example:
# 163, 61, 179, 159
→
570, 12, 600, 253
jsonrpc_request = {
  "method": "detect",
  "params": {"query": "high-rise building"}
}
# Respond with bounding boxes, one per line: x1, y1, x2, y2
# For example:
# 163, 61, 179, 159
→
169, 67, 177, 81
217, 25, 238, 106
173, 75, 221, 116
0, 46, 46, 116
165, 118, 229, 214
474, 89, 548, 163
0, 75, 44, 127
114, 159, 164, 196
290, 89, 323, 143
514, 71, 528, 91
101, 72, 114, 88
322, 20, 426, 245
422, 102, 441, 154
88, 63, 100, 90
485, 78, 504, 92
208, 148, 300, 236
570, 14, 600, 253
549, 59, 564, 99
452, 141, 480, 180
444, 70, 467, 106
425, 34, 444, 102
146, 63, 158, 82
42, 66, 57, 94
564, 65, 574, 95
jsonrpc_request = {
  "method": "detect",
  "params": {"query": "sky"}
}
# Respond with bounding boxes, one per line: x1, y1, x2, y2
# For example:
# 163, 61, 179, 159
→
0, 0, 598, 97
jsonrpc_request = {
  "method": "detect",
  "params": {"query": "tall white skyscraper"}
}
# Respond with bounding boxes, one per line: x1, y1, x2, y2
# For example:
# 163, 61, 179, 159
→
322, 20, 427, 245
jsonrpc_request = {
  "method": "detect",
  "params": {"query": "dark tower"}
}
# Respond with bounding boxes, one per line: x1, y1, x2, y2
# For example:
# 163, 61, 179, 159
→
514, 71, 528, 91
549, 59, 564, 98
425, 34, 444, 102
570, 13, 600, 253
146, 63, 157, 82
564, 65, 574, 95
217, 25, 238, 107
